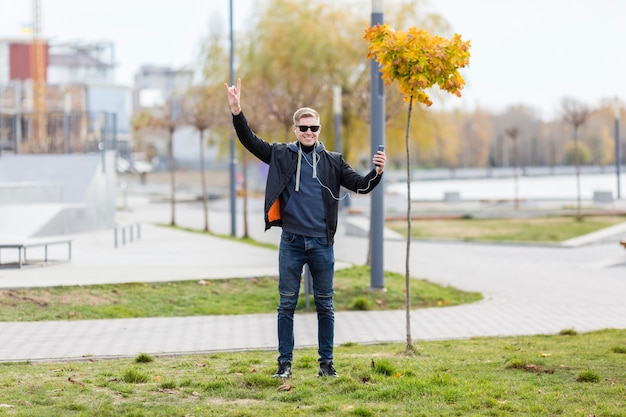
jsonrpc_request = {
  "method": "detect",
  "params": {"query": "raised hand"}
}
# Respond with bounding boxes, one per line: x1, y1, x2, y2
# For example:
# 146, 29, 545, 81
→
224, 77, 242, 115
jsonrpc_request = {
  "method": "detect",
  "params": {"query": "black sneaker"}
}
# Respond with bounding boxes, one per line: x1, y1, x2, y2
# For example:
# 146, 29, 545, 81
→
273, 361, 292, 379
318, 360, 338, 377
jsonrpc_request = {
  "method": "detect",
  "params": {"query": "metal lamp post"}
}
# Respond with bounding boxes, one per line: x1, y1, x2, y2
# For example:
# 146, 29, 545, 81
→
333, 85, 342, 154
614, 97, 621, 199
229, 0, 237, 236
369, 0, 385, 290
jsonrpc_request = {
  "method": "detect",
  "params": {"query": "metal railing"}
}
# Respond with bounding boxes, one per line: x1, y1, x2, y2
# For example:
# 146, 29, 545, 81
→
114, 223, 141, 248
0, 110, 122, 156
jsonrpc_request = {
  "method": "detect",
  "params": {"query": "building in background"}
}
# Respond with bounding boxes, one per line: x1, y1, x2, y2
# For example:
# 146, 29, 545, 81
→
1, 38, 205, 171
133, 65, 193, 110
47, 41, 115, 84
132, 64, 202, 171
0, 37, 131, 156
0, 37, 49, 83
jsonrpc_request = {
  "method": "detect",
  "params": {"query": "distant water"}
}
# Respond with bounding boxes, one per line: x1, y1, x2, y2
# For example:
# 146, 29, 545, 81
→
386, 173, 623, 201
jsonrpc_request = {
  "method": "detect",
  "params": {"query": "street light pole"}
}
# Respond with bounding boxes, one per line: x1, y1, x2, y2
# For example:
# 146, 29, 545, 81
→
333, 85, 349, 210
333, 85, 342, 154
229, 0, 237, 236
615, 97, 621, 199
369, 0, 385, 290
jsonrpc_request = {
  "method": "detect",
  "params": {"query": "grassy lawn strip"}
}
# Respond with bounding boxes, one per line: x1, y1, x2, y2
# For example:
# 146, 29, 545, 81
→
387, 215, 626, 242
0, 329, 624, 416
162, 224, 279, 250
0, 266, 482, 322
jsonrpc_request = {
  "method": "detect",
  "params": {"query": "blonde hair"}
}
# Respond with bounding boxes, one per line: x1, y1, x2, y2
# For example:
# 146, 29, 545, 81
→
293, 107, 320, 125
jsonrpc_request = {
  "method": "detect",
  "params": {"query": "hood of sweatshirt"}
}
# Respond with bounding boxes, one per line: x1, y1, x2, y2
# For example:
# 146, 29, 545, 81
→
287, 141, 326, 192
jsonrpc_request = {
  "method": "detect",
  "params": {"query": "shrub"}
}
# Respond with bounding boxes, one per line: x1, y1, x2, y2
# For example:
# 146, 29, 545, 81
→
576, 369, 600, 383
135, 352, 154, 363
350, 296, 372, 311
505, 358, 526, 369
611, 345, 626, 354
159, 380, 177, 389
122, 367, 150, 384
373, 358, 396, 376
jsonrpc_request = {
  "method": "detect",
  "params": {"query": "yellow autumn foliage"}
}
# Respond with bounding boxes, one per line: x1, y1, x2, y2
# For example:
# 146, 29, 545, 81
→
364, 24, 471, 106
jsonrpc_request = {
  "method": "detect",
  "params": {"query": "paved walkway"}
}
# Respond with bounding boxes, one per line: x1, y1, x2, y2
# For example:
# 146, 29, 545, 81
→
1, 192, 625, 363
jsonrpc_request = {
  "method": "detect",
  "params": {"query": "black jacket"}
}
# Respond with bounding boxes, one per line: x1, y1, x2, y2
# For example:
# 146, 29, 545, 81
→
232, 111, 382, 245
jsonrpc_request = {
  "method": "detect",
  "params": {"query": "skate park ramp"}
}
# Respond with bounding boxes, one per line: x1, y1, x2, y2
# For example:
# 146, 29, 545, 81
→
0, 152, 116, 237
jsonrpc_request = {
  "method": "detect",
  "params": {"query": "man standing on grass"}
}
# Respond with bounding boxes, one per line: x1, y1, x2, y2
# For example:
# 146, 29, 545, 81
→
225, 78, 386, 378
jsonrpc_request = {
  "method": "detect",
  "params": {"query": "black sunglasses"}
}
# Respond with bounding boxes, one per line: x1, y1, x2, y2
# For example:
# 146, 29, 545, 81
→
296, 125, 320, 132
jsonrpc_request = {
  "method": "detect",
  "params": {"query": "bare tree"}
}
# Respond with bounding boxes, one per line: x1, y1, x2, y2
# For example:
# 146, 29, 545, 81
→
131, 100, 185, 226
186, 85, 224, 232
164, 99, 186, 226
505, 127, 520, 210
561, 98, 590, 221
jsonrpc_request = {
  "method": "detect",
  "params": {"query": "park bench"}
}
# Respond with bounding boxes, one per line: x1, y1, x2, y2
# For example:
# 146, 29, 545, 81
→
0, 236, 73, 268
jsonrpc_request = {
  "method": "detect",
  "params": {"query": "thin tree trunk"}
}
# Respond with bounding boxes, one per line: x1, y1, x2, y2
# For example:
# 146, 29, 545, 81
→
199, 129, 209, 232
404, 97, 414, 352
169, 129, 176, 226
574, 127, 582, 221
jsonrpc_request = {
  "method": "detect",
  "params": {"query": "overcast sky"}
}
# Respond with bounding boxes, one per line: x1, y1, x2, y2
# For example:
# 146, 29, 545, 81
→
1, 0, 625, 120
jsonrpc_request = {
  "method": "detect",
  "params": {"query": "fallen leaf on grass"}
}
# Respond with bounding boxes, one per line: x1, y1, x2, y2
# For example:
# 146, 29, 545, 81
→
277, 383, 292, 391
158, 388, 179, 394
523, 364, 555, 374
68, 377, 84, 387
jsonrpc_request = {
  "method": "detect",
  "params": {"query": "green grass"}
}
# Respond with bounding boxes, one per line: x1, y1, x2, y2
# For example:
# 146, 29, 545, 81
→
388, 215, 626, 243
0, 329, 624, 416
162, 223, 279, 250
0, 266, 482, 322
1, 219, 624, 415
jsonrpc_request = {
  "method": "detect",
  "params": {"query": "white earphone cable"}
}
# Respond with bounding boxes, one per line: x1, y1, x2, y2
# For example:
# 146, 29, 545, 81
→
300, 152, 379, 200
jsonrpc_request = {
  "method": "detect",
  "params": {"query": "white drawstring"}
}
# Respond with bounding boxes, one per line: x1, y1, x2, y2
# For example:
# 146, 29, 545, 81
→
295, 142, 318, 192
312, 143, 317, 179
295, 145, 302, 192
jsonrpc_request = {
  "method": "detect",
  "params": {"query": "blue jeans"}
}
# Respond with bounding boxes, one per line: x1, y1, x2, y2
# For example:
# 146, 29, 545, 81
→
277, 231, 335, 363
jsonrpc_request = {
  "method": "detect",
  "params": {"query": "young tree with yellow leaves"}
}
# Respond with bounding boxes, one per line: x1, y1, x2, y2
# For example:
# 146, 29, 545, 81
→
364, 23, 470, 352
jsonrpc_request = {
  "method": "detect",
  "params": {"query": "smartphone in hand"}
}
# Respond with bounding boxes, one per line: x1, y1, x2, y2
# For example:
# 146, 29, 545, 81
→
375, 144, 384, 166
